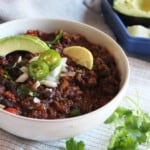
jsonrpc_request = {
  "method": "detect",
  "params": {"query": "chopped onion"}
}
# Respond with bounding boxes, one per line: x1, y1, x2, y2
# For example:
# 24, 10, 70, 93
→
45, 88, 53, 92
20, 66, 28, 73
29, 56, 39, 62
40, 80, 58, 88
16, 72, 28, 82
61, 71, 76, 77
17, 56, 22, 63
61, 57, 68, 72
40, 57, 68, 88
17, 57, 68, 87
49, 64, 62, 77
49, 57, 67, 76
32, 81, 41, 90
46, 76, 57, 81
33, 97, 41, 103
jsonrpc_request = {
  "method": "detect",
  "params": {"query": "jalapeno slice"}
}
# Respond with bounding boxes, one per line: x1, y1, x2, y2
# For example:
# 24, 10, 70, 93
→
28, 60, 49, 81
39, 50, 61, 71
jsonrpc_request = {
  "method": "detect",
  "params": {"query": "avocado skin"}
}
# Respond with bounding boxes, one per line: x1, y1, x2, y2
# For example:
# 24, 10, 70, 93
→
116, 12, 150, 26
113, 0, 150, 26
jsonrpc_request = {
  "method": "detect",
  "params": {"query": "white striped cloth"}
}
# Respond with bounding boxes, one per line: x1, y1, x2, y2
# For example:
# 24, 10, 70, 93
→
0, 0, 150, 149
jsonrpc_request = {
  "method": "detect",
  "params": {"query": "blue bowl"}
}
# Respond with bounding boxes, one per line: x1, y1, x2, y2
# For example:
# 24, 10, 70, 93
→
101, 0, 150, 56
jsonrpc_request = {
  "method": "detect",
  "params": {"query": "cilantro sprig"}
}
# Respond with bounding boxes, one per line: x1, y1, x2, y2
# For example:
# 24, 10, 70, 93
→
105, 94, 150, 150
46, 30, 63, 48
65, 93, 150, 150
65, 138, 85, 150
17, 85, 39, 98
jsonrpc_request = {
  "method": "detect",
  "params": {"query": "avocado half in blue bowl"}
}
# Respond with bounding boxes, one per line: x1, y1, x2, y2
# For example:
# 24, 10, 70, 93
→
101, 0, 150, 56
113, 0, 150, 26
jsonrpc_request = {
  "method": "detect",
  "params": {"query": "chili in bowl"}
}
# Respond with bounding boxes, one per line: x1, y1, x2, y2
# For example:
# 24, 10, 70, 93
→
0, 19, 129, 141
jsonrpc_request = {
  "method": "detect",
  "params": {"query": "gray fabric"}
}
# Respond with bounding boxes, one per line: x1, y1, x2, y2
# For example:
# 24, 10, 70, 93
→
0, 0, 86, 21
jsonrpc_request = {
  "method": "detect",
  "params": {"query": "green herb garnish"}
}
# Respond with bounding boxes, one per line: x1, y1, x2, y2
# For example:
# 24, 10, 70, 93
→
3, 70, 11, 79
66, 138, 85, 150
46, 30, 63, 47
17, 85, 38, 98
12, 62, 17, 68
105, 93, 150, 150
70, 108, 81, 117
76, 69, 83, 74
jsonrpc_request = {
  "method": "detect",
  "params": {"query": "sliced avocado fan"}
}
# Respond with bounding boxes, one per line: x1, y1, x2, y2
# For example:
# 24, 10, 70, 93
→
0, 35, 50, 57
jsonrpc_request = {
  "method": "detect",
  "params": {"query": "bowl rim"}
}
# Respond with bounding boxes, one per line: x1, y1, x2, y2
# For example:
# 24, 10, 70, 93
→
0, 18, 130, 123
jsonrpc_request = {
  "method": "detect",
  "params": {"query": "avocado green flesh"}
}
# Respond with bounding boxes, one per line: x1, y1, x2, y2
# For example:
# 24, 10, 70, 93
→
113, 0, 150, 18
0, 35, 50, 57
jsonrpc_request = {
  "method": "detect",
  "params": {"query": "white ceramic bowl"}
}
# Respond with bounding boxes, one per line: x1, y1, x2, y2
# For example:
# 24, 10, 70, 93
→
0, 18, 129, 141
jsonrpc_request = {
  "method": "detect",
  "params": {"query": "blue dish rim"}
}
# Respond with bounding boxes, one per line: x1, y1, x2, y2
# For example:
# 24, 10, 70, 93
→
101, 0, 150, 56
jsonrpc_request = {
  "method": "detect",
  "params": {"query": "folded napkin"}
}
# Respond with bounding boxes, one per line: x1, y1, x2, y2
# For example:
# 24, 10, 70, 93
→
83, 0, 101, 13
0, 0, 61, 21
0, 0, 88, 22
0, 0, 114, 39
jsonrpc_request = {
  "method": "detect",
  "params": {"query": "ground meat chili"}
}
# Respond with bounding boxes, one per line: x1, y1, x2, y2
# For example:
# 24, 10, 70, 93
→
0, 30, 120, 119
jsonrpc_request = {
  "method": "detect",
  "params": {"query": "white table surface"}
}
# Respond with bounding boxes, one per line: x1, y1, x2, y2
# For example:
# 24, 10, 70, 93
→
0, 0, 150, 150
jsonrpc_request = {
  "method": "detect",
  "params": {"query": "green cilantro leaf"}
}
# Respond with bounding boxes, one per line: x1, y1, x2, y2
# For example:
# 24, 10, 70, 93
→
65, 138, 85, 150
3, 70, 12, 79
105, 94, 150, 150
17, 85, 38, 98
46, 30, 63, 47
70, 109, 81, 117
104, 107, 132, 124
108, 127, 138, 150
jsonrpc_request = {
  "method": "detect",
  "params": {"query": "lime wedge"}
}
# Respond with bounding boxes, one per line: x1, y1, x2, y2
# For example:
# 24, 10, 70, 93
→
63, 46, 93, 70
0, 35, 50, 56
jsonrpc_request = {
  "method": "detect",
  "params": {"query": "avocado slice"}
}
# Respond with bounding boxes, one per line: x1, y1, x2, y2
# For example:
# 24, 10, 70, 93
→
113, 0, 150, 26
0, 35, 50, 57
